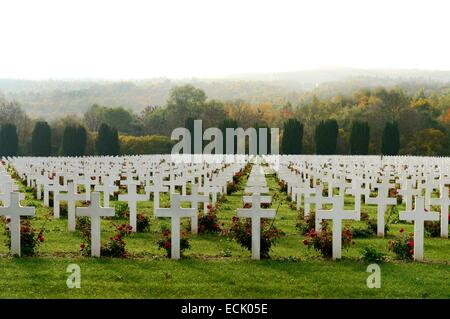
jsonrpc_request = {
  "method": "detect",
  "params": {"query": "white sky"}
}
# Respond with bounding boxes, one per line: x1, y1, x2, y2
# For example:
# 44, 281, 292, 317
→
0, 0, 449, 79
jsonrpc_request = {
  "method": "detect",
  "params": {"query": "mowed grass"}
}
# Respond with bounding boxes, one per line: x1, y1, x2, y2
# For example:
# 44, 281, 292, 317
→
0, 168, 449, 299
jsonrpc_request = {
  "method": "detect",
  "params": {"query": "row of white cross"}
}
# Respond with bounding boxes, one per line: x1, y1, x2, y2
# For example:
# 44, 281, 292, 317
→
270, 155, 449, 260
0, 157, 246, 258
1, 155, 449, 261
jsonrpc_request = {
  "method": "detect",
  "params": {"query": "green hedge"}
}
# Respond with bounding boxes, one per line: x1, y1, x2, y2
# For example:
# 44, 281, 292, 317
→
119, 135, 175, 155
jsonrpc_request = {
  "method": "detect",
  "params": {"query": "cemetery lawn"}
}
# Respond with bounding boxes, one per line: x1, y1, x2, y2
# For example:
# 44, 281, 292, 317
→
0, 173, 449, 299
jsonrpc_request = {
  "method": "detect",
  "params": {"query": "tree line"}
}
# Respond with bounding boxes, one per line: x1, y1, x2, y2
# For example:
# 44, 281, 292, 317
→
0, 84, 449, 156
0, 117, 400, 157
0, 122, 120, 157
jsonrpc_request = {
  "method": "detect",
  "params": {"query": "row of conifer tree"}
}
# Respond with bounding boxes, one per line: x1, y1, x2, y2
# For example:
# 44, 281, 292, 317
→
0, 119, 400, 157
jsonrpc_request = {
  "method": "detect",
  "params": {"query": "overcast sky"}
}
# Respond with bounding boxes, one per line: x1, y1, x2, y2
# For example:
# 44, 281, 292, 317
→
0, 0, 449, 79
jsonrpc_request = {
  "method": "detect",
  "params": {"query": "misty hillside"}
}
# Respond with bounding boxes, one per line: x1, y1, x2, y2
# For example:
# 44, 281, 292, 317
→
1, 68, 449, 119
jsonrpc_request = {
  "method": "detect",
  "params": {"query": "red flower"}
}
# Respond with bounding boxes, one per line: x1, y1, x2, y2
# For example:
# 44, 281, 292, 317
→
302, 239, 310, 245
399, 228, 404, 233
80, 243, 86, 250
207, 204, 212, 210
163, 241, 171, 249
409, 249, 414, 255
408, 241, 414, 247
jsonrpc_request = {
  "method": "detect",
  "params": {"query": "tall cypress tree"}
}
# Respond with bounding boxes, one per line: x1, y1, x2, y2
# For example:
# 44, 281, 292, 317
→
76, 125, 87, 156
96, 123, 120, 156
96, 123, 111, 155
110, 127, 120, 156
315, 119, 339, 154
62, 124, 87, 156
31, 121, 52, 156
0, 123, 19, 157
350, 121, 370, 155
381, 121, 400, 155
281, 118, 303, 154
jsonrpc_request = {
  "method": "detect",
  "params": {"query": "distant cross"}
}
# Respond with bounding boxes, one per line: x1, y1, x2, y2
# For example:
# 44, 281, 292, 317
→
237, 193, 276, 260
306, 183, 331, 217
180, 184, 209, 235
201, 183, 222, 207
0, 192, 35, 256
76, 192, 115, 257
429, 187, 449, 238
316, 195, 359, 260
366, 182, 396, 237
154, 194, 196, 260
51, 182, 68, 219
345, 177, 364, 214
54, 182, 85, 231
398, 179, 420, 211
145, 175, 169, 213
94, 175, 118, 208
42, 175, 54, 207
293, 180, 315, 211
399, 196, 440, 261
118, 180, 148, 232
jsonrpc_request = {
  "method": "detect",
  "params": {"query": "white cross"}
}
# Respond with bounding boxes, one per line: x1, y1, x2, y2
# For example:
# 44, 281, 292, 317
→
399, 196, 440, 261
180, 184, 209, 235
118, 182, 148, 232
423, 175, 440, 210
76, 192, 115, 257
304, 183, 329, 216
293, 180, 314, 211
154, 194, 196, 260
145, 175, 169, 213
366, 183, 396, 237
237, 193, 276, 260
94, 175, 118, 208
243, 195, 271, 205
0, 192, 35, 256
429, 186, 449, 238
345, 177, 364, 214
315, 195, 359, 260
42, 175, 54, 207
201, 183, 222, 208
54, 182, 85, 231
398, 179, 420, 211
51, 182, 68, 219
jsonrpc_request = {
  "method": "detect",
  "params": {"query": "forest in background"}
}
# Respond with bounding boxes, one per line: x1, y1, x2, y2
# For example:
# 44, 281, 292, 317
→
1, 68, 450, 119
0, 68, 449, 156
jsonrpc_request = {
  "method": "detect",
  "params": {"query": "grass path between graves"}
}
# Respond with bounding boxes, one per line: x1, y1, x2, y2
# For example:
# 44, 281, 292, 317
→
0, 167, 449, 298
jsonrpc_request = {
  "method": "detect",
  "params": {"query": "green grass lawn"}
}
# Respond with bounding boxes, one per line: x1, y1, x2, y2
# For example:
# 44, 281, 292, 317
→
0, 168, 449, 299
